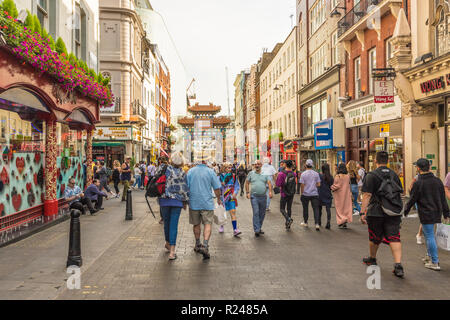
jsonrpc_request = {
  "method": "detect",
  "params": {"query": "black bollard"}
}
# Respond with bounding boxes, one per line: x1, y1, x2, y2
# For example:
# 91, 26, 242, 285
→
67, 209, 82, 267
125, 189, 133, 220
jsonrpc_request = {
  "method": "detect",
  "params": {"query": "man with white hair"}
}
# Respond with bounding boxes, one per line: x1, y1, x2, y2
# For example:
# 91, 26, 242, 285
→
261, 157, 277, 211
187, 159, 222, 260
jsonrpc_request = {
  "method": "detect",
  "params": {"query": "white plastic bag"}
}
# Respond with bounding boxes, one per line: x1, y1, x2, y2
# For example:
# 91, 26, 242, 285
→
436, 223, 450, 251
213, 204, 227, 225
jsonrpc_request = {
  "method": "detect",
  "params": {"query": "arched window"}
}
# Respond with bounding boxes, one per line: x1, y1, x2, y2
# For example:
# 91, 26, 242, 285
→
433, 1, 450, 57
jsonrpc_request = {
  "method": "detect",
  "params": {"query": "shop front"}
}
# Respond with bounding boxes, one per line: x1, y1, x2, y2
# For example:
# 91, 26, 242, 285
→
297, 65, 341, 172
0, 46, 101, 238
400, 55, 450, 189
343, 95, 403, 185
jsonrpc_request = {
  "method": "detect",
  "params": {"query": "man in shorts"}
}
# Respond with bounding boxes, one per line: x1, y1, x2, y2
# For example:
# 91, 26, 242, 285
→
187, 162, 222, 260
360, 151, 405, 278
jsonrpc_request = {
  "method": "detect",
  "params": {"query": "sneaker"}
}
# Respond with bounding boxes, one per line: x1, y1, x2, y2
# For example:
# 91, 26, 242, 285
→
233, 229, 242, 237
219, 225, 224, 233
393, 263, 405, 278
425, 262, 441, 271
353, 210, 360, 216
255, 232, 260, 237
300, 222, 307, 227
416, 234, 423, 245
362, 257, 377, 266
200, 246, 210, 260
259, 230, 265, 234
194, 244, 204, 253
286, 218, 293, 230
315, 224, 320, 231
422, 255, 431, 264
325, 222, 331, 229
266, 208, 270, 212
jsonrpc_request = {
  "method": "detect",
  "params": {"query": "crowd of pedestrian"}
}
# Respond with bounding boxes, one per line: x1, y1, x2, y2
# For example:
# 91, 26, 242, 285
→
69, 151, 450, 276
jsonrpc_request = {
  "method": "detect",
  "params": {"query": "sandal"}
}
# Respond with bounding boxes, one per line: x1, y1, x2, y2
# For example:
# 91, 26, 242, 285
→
168, 254, 177, 260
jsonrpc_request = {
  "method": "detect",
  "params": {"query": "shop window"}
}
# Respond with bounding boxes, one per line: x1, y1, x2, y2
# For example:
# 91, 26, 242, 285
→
0, 110, 46, 217
56, 124, 84, 199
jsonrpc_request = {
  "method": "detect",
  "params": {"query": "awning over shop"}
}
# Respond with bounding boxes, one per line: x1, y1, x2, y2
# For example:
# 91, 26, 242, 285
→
92, 141, 125, 147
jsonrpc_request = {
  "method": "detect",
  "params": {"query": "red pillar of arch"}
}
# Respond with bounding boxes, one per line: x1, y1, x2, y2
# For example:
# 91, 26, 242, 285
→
44, 119, 58, 217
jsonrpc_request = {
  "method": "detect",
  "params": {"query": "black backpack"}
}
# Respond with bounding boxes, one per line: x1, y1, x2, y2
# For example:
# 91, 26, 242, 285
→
146, 164, 168, 198
371, 168, 404, 216
283, 170, 297, 197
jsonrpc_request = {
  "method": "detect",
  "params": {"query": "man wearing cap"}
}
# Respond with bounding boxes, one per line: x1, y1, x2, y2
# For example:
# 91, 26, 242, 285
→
299, 159, 321, 228
404, 158, 450, 271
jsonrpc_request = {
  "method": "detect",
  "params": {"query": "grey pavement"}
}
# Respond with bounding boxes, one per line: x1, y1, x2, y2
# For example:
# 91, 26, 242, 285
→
1, 189, 450, 300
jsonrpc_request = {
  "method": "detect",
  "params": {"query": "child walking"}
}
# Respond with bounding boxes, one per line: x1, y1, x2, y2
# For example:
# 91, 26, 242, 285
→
219, 163, 241, 237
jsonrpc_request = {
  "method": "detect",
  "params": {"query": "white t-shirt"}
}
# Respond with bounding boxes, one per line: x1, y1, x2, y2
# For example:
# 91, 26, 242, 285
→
357, 168, 366, 187
261, 164, 276, 177
134, 167, 141, 176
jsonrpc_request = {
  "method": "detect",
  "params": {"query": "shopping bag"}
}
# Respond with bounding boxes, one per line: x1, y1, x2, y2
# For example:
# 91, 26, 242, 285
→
144, 175, 149, 187
213, 204, 228, 225
436, 223, 450, 251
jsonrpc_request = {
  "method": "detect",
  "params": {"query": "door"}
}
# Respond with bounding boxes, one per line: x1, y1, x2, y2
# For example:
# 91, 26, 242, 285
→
422, 130, 439, 178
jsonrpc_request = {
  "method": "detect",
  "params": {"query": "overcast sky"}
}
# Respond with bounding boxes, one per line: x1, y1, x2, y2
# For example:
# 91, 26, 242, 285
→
149, 0, 296, 116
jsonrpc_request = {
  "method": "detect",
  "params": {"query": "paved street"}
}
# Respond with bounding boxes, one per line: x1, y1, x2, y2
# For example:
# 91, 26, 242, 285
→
0, 189, 449, 300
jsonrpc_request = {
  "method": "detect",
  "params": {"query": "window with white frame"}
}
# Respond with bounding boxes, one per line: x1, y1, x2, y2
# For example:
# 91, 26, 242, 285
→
354, 56, 361, 99
310, 0, 326, 35
310, 44, 326, 81
302, 97, 327, 136
385, 37, 393, 67
287, 48, 290, 67
291, 73, 295, 98
37, 0, 48, 30
331, 31, 339, 65
291, 43, 295, 64
368, 48, 376, 94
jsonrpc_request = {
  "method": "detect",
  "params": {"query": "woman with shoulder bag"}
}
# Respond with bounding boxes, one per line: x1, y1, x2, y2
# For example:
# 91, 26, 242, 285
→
331, 163, 353, 229
159, 152, 189, 260
347, 160, 362, 215
112, 160, 121, 198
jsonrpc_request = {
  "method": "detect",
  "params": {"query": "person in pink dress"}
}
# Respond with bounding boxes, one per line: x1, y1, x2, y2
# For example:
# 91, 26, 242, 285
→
331, 163, 353, 229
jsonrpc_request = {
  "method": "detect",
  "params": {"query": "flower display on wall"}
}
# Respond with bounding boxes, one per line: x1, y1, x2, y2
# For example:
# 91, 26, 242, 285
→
0, 7, 113, 107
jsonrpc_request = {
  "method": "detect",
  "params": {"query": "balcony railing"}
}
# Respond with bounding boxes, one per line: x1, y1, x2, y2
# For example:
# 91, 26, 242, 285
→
100, 97, 121, 114
131, 101, 147, 120
338, 0, 380, 37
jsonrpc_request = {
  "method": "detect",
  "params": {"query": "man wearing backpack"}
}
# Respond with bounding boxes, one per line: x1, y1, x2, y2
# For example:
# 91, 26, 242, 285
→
360, 151, 405, 278
276, 160, 297, 230
404, 158, 450, 271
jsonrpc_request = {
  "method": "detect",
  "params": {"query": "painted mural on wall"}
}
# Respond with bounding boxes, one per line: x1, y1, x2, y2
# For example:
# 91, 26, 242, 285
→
0, 147, 44, 216
56, 155, 83, 199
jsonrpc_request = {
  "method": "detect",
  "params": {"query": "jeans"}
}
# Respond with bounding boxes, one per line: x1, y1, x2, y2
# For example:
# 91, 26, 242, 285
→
140, 173, 145, 188
238, 176, 246, 195
280, 195, 294, 222
113, 180, 120, 194
70, 197, 96, 214
319, 204, 332, 226
161, 206, 182, 246
266, 177, 273, 208
92, 195, 104, 210
301, 195, 320, 224
250, 195, 267, 232
132, 175, 141, 188
350, 184, 361, 212
422, 224, 439, 264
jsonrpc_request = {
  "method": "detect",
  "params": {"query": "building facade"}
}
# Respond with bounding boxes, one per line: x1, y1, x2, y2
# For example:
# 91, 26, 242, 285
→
295, 0, 345, 172
337, 0, 404, 184
98, 0, 148, 165
260, 28, 298, 169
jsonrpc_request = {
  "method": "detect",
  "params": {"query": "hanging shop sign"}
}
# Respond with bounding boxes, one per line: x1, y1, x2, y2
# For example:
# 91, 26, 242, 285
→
380, 124, 390, 137
374, 80, 394, 103
93, 126, 132, 140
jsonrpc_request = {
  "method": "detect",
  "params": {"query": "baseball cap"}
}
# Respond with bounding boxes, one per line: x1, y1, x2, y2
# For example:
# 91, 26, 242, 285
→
306, 159, 314, 167
413, 158, 430, 171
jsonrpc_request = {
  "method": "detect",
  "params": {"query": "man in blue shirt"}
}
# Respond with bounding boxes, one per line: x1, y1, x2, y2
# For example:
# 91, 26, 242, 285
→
64, 178, 98, 215
187, 162, 222, 260
85, 179, 108, 211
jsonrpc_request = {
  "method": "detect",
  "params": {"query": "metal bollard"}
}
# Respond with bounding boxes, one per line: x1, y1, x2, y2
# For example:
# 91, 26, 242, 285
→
67, 209, 82, 267
125, 189, 133, 220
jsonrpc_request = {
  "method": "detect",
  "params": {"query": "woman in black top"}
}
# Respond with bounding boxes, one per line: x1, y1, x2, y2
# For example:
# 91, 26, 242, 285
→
237, 162, 247, 197
112, 160, 121, 198
318, 163, 334, 229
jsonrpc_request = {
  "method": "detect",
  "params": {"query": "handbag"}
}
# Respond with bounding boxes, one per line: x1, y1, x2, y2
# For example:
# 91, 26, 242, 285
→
436, 223, 450, 251
273, 186, 281, 194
